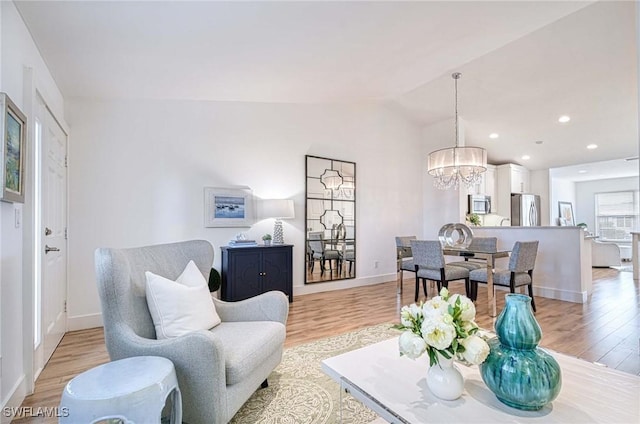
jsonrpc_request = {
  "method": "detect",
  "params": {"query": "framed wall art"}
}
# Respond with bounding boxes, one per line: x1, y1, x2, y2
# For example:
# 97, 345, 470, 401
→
0, 93, 27, 203
558, 201, 575, 226
204, 186, 255, 227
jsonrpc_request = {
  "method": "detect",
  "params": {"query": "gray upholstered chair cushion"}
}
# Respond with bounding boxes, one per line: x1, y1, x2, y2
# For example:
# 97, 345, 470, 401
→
469, 240, 539, 288
396, 236, 416, 272
399, 258, 415, 272
417, 265, 469, 281
447, 260, 485, 271
410, 239, 470, 300
211, 321, 286, 385
396, 236, 417, 249
449, 237, 498, 271
509, 240, 539, 272
410, 240, 446, 268
95, 240, 289, 424
469, 268, 532, 286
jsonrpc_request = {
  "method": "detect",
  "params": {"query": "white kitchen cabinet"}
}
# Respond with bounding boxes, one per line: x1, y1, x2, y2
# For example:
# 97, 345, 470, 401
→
509, 164, 530, 193
496, 164, 530, 219
484, 165, 496, 202
468, 164, 496, 197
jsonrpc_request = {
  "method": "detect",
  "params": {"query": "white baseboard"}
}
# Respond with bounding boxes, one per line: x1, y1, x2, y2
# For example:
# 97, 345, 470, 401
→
293, 273, 396, 297
1, 374, 26, 424
67, 313, 103, 331
533, 286, 587, 304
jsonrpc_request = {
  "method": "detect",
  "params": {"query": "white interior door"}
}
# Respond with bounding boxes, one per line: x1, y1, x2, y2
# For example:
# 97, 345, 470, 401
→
40, 107, 67, 366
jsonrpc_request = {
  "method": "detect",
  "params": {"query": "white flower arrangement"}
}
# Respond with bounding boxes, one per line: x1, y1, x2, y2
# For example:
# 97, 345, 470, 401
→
394, 288, 490, 366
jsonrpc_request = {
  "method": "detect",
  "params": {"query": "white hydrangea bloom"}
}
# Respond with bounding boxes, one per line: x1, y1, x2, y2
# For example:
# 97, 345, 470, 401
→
420, 314, 456, 350
398, 330, 427, 359
448, 293, 477, 322
422, 297, 449, 318
400, 304, 415, 327
460, 335, 490, 365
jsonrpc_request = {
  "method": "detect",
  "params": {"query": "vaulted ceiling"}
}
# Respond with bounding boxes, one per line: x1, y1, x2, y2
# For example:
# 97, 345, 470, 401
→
14, 0, 639, 177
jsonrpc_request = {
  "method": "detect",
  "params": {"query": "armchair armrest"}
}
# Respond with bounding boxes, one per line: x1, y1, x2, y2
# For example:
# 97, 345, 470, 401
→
106, 324, 228, 424
212, 291, 288, 325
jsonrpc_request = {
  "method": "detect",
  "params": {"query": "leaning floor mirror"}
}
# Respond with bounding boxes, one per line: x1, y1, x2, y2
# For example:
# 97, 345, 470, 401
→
305, 155, 356, 284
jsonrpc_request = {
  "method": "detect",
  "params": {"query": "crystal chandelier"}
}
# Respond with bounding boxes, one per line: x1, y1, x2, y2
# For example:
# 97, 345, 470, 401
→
427, 73, 487, 190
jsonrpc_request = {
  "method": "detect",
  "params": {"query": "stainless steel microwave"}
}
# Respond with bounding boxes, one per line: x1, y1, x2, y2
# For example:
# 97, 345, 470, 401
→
468, 195, 491, 215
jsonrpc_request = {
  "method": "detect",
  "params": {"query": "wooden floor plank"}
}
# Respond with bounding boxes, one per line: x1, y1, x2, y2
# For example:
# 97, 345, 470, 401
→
13, 267, 639, 423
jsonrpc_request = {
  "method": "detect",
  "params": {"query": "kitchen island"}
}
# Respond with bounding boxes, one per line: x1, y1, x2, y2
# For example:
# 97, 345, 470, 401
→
470, 226, 591, 303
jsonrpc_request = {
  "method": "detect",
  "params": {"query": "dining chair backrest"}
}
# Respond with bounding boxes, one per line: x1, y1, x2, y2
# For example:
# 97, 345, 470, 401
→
468, 237, 497, 252
308, 232, 325, 254
396, 236, 416, 259
396, 236, 416, 248
410, 240, 445, 269
508, 241, 539, 273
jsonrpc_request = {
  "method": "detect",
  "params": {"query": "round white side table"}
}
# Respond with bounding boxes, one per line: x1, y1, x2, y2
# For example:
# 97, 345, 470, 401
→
60, 356, 181, 423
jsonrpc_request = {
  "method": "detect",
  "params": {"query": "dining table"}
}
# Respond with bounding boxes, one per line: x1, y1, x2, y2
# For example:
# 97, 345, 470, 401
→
443, 246, 510, 317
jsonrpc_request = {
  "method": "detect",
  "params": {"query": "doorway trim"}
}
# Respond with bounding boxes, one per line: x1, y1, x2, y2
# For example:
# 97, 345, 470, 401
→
21, 67, 71, 395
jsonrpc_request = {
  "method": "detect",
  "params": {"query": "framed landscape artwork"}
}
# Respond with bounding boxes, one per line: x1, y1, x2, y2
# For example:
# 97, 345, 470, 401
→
0, 93, 27, 203
204, 186, 255, 227
558, 201, 575, 226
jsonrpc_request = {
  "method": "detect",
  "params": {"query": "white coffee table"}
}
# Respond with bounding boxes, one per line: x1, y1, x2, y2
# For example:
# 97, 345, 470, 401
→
322, 337, 640, 423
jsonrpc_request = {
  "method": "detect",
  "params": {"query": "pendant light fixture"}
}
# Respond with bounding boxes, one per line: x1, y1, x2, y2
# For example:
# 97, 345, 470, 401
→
427, 73, 487, 190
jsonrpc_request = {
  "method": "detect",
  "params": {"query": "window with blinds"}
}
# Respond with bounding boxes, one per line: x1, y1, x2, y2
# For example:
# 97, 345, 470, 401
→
595, 191, 639, 241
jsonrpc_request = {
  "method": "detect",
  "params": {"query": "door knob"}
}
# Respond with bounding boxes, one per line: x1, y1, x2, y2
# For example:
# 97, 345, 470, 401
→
45, 245, 60, 254
45, 227, 52, 236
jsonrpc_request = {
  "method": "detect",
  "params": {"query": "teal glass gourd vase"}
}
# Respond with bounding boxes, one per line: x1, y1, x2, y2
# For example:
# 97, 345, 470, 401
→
480, 294, 562, 410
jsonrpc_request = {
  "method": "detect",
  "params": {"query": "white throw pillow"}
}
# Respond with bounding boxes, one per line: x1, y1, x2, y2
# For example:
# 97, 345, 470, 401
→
145, 260, 221, 339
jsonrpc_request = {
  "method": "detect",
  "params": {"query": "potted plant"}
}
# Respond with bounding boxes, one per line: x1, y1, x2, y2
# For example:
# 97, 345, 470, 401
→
467, 213, 481, 226
262, 234, 272, 246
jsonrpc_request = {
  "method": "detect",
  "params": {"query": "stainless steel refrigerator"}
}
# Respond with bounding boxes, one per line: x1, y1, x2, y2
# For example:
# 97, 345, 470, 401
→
511, 193, 541, 226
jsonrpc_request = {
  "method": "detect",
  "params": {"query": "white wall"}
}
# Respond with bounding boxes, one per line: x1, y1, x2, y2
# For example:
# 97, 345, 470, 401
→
421, 118, 461, 238
474, 226, 591, 303
549, 177, 575, 225
530, 169, 550, 226
575, 176, 639, 230
0, 0, 66, 413
66, 98, 423, 328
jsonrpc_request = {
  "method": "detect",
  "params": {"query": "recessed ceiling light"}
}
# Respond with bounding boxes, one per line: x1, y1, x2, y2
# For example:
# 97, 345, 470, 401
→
587, 144, 598, 150
521, 155, 531, 160
578, 170, 588, 174
489, 133, 499, 139
558, 115, 571, 123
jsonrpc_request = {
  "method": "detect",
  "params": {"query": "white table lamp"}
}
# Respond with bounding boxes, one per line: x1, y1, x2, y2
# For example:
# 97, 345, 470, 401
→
261, 199, 295, 244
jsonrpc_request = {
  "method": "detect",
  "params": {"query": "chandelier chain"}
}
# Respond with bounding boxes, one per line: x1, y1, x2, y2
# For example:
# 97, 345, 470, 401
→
454, 73, 459, 148
426, 71, 486, 190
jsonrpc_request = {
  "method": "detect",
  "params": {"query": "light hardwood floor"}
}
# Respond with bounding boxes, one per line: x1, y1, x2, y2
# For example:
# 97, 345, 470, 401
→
15, 267, 639, 422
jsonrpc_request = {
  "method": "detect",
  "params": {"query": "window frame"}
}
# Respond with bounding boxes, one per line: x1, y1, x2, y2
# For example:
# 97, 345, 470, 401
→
594, 190, 639, 242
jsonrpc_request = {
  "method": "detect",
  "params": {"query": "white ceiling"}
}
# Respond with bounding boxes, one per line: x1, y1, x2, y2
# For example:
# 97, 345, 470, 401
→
14, 0, 640, 177
550, 157, 639, 182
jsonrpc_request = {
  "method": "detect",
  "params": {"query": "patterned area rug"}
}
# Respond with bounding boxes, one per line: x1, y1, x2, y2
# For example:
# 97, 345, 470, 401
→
230, 323, 399, 424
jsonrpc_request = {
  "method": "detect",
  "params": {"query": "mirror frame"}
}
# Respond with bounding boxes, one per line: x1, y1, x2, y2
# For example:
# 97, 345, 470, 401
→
305, 155, 356, 284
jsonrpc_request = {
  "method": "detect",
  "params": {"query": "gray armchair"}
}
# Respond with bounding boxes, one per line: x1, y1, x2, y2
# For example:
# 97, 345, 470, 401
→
95, 240, 288, 424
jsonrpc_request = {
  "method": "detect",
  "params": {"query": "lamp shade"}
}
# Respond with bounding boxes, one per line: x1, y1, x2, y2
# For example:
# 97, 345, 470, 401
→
426, 72, 487, 190
260, 199, 295, 219
427, 146, 487, 176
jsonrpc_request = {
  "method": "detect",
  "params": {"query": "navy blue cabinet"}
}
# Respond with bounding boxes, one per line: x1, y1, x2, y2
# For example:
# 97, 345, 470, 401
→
220, 244, 293, 302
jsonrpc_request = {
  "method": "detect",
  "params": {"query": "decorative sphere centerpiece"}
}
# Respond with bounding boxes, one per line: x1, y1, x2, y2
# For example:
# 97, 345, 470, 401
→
480, 294, 562, 410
